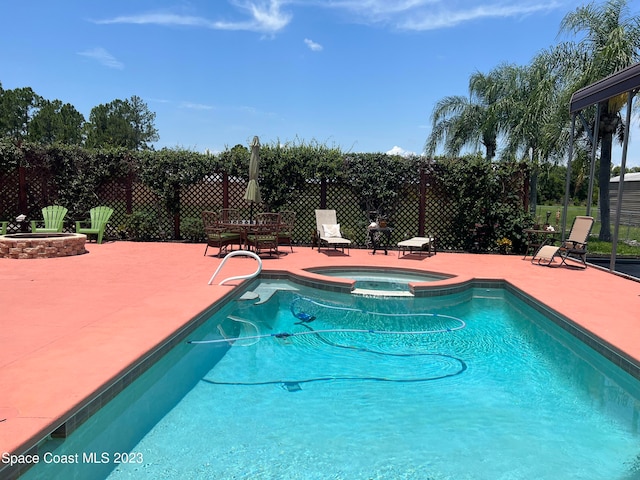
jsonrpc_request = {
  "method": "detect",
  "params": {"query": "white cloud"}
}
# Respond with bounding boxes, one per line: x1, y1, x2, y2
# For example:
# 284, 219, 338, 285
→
92, 0, 566, 38
95, 13, 211, 27
320, 0, 564, 30
180, 102, 214, 110
77, 47, 124, 69
386, 145, 415, 157
94, 0, 292, 35
399, 2, 562, 31
304, 38, 323, 51
324, 0, 438, 18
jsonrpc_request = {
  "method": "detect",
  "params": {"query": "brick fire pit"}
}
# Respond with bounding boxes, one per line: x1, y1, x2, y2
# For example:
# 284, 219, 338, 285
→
0, 233, 87, 259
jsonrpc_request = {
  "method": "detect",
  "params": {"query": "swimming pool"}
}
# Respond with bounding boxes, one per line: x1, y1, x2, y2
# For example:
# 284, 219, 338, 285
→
21, 280, 640, 479
305, 267, 449, 293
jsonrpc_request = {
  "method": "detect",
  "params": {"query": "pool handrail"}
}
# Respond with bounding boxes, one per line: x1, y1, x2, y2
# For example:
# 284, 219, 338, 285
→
208, 250, 263, 285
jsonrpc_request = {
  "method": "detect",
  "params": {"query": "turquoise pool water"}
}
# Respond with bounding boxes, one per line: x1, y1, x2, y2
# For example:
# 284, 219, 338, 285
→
22, 282, 640, 479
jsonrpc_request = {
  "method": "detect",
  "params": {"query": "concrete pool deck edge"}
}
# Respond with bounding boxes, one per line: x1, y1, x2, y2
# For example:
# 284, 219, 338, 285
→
1, 243, 638, 478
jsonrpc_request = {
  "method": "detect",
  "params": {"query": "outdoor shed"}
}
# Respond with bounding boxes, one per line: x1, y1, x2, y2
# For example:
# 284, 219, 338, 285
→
610, 172, 640, 227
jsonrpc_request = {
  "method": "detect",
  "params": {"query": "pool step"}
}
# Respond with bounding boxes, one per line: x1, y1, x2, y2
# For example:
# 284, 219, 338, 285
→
352, 288, 414, 297
239, 281, 300, 304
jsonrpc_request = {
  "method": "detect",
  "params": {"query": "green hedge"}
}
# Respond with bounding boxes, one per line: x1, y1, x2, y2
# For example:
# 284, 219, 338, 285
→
0, 139, 532, 251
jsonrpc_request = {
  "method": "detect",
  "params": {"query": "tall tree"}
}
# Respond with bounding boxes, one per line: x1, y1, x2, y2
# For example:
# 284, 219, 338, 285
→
85, 96, 158, 150
560, 0, 640, 240
127, 95, 159, 150
28, 99, 86, 145
0, 86, 41, 140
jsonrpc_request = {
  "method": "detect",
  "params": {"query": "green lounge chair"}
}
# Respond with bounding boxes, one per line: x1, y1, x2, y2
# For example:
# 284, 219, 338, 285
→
31, 205, 68, 233
75, 206, 114, 244
1, 221, 7, 235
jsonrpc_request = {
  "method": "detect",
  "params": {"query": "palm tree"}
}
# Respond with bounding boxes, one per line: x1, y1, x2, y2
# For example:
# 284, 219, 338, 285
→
560, 0, 640, 241
502, 53, 567, 158
497, 50, 573, 212
425, 69, 506, 160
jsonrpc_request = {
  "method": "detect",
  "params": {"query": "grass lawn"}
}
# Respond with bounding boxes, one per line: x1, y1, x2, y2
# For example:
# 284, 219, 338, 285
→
535, 204, 640, 257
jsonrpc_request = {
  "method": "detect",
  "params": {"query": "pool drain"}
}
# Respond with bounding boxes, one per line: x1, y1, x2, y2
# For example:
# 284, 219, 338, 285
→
282, 382, 302, 392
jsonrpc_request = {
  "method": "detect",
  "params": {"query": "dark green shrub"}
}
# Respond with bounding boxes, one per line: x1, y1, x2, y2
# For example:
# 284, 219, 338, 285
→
122, 209, 159, 241
432, 155, 533, 252
181, 216, 205, 243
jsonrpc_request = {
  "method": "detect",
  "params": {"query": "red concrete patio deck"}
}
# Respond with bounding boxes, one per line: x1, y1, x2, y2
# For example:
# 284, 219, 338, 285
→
1, 241, 639, 475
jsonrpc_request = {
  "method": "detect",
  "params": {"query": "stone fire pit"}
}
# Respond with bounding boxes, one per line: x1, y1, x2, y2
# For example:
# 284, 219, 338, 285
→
0, 233, 87, 259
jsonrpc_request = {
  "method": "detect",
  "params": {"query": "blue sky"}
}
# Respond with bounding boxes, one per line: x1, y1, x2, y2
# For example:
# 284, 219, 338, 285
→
1, 0, 639, 166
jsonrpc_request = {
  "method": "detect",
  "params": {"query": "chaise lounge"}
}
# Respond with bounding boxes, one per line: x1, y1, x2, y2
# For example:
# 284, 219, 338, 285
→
315, 209, 351, 255
397, 236, 436, 258
531, 216, 594, 269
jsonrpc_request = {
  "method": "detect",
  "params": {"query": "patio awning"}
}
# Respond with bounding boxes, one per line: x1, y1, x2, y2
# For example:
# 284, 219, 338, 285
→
570, 62, 640, 113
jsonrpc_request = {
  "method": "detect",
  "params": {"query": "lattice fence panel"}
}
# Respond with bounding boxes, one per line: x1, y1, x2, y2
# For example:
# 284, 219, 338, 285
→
227, 176, 252, 219
96, 177, 171, 241
0, 168, 60, 233
134, 182, 172, 241
179, 174, 256, 233
26, 166, 59, 221
181, 175, 226, 219
424, 174, 462, 250
280, 181, 321, 245
97, 179, 131, 239
0, 171, 20, 232
383, 177, 421, 247
2, 164, 527, 249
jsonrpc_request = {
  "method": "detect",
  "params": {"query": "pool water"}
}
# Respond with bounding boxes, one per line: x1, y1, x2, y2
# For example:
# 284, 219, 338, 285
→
23, 284, 640, 479
307, 267, 446, 291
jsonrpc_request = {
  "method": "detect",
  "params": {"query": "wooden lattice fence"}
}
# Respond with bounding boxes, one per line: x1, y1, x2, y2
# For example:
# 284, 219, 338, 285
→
0, 166, 61, 233
423, 171, 461, 250
1, 163, 530, 251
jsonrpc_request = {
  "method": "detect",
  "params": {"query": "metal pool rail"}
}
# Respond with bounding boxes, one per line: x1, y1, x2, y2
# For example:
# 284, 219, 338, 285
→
208, 250, 262, 285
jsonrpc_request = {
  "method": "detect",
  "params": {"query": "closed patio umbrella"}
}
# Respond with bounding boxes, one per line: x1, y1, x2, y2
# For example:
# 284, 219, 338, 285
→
244, 136, 262, 222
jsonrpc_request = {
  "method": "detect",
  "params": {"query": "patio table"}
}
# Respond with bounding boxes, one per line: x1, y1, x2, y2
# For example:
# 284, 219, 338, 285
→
220, 221, 255, 249
368, 226, 392, 255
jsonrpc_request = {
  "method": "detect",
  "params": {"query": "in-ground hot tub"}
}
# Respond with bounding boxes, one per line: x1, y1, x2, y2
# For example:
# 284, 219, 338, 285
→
0, 233, 87, 259
305, 266, 452, 294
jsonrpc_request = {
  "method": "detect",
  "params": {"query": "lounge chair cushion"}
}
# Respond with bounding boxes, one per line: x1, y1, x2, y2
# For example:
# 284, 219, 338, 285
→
397, 237, 433, 249
533, 245, 558, 261
322, 224, 341, 238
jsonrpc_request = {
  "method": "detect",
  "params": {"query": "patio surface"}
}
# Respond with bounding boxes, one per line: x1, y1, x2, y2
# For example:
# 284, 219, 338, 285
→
1, 241, 639, 473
